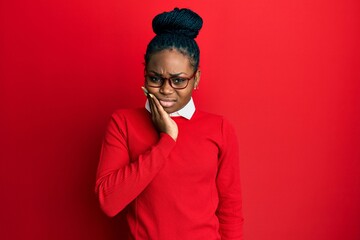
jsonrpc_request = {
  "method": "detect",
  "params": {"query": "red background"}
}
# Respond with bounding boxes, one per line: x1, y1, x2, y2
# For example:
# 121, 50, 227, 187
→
1, 0, 359, 239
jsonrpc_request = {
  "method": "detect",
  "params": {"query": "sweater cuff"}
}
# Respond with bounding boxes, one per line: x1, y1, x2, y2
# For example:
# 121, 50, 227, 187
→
156, 133, 176, 158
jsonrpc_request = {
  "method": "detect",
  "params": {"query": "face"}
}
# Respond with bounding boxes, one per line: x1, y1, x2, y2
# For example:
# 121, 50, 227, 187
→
145, 49, 200, 113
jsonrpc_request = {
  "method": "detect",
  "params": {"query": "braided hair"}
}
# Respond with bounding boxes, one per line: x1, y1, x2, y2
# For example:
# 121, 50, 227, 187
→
144, 8, 203, 71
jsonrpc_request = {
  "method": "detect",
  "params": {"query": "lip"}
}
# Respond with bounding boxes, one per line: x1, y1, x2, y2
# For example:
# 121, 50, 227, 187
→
158, 99, 176, 108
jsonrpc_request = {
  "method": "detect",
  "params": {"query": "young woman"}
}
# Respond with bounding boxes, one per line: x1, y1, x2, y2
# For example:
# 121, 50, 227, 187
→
95, 8, 243, 240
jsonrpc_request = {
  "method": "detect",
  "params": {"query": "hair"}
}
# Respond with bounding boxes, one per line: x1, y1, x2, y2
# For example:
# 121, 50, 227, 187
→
144, 8, 203, 71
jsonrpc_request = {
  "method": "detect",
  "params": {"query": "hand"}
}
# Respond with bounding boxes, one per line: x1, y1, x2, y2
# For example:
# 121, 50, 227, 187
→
148, 93, 178, 141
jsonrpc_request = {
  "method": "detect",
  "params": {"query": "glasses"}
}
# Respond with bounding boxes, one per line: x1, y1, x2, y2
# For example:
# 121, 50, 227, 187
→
145, 72, 196, 90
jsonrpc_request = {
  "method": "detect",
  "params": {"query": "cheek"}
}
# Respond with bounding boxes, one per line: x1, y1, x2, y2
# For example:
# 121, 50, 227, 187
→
147, 87, 160, 95
178, 89, 194, 101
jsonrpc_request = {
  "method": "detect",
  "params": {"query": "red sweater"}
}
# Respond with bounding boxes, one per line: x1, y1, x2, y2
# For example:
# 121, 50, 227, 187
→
95, 108, 243, 240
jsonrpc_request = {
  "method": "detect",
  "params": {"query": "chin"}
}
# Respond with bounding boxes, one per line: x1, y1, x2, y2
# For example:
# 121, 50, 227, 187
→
164, 106, 178, 114
164, 108, 175, 114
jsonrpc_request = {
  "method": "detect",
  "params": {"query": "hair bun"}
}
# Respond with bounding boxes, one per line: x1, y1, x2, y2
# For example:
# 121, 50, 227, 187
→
152, 8, 203, 39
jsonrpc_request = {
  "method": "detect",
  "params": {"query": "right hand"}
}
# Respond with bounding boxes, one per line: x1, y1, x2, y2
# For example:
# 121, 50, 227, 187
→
148, 93, 178, 141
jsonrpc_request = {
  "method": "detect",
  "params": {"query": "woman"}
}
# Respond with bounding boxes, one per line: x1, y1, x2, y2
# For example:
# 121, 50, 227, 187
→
95, 7, 243, 240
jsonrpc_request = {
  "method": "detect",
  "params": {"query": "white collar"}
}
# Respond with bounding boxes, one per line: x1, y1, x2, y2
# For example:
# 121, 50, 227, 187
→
145, 97, 196, 120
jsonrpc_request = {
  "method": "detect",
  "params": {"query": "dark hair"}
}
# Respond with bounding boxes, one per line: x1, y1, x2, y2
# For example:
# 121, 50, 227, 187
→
144, 8, 203, 71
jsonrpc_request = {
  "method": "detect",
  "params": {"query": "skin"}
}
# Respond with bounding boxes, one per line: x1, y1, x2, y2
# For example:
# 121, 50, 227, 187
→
145, 49, 200, 141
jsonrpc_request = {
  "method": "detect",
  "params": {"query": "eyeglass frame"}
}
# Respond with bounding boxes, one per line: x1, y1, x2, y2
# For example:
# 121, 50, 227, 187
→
144, 71, 197, 90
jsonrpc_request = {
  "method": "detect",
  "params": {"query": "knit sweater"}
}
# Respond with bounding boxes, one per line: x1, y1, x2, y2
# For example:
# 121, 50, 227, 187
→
95, 108, 243, 240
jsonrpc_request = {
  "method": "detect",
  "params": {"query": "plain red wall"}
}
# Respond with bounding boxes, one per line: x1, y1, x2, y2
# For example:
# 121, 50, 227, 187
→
1, 0, 359, 239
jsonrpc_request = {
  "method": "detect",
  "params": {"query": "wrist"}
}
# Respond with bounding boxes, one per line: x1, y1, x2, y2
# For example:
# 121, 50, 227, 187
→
168, 132, 178, 141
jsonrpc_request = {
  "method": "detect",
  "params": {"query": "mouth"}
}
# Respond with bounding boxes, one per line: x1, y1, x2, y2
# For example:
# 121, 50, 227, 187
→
159, 99, 176, 108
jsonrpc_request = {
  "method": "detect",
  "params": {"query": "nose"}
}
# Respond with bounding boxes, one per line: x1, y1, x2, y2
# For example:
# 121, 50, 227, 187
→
159, 79, 174, 95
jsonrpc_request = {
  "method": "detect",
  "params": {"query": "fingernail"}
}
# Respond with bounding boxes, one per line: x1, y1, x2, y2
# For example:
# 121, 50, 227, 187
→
149, 93, 154, 98
141, 86, 149, 97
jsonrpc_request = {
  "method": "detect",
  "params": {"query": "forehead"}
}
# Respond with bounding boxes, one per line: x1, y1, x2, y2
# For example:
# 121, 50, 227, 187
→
147, 49, 192, 73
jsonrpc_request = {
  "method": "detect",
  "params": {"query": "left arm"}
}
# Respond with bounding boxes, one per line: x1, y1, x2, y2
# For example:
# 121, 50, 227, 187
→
216, 118, 244, 240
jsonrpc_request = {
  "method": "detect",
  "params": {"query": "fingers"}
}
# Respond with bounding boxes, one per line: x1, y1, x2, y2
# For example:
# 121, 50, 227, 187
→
148, 94, 159, 119
147, 93, 178, 141
149, 93, 168, 120
150, 94, 167, 116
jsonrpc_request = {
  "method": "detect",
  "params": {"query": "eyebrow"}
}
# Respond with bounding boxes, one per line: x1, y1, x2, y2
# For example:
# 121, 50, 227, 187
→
148, 70, 188, 77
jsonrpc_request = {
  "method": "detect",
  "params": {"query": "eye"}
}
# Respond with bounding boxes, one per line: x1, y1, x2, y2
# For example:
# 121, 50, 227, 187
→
171, 77, 187, 85
148, 76, 162, 83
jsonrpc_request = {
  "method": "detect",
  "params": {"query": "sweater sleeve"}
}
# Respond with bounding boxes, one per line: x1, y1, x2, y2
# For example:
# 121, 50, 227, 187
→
95, 111, 176, 217
216, 118, 244, 240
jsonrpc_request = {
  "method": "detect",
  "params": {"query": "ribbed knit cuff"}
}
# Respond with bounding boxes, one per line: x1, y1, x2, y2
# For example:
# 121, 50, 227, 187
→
157, 133, 177, 158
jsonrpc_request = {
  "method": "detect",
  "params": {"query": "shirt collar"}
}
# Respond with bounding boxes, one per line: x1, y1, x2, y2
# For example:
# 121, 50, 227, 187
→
145, 97, 196, 120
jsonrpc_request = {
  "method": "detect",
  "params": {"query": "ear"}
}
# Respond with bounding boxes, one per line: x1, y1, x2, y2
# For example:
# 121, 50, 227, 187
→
194, 70, 201, 89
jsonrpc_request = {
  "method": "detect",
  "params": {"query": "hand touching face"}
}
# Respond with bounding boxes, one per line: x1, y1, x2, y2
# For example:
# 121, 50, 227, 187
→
146, 92, 179, 141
